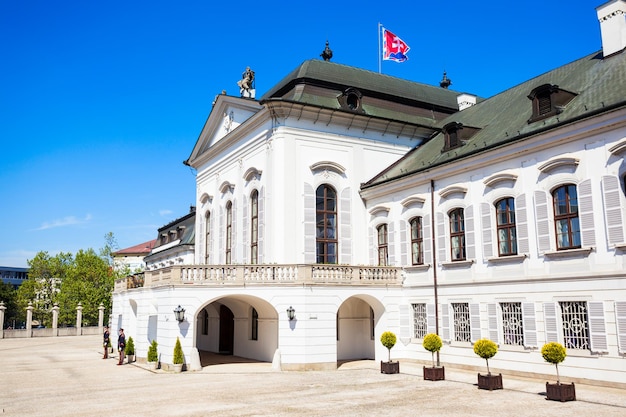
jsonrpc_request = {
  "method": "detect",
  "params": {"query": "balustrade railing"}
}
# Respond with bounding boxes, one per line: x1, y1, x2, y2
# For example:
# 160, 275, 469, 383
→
115, 264, 403, 292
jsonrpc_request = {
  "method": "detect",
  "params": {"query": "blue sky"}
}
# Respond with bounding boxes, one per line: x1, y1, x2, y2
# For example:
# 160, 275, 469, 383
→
0, 0, 602, 267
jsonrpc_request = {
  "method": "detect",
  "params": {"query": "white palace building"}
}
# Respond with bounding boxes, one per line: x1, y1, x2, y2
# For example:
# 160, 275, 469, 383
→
112, 1, 626, 386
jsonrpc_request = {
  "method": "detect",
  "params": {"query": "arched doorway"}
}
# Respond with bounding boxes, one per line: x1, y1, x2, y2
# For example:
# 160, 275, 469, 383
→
337, 296, 384, 361
195, 295, 278, 365
218, 305, 234, 354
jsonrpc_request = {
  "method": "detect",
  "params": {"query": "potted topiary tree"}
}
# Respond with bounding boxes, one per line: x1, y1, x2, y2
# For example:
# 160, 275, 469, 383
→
380, 331, 399, 374
422, 333, 445, 381
542, 342, 575, 402
125, 336, 135, 363
473, 338, 502, 390
172, 337, 184, 373
147, 339, 159, 370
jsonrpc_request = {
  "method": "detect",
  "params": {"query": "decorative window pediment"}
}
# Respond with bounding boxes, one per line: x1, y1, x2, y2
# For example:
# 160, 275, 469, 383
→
484, 173, 518, 188
310, 161, 346, 175
401, 196, 426, 208
243, 167, 262, 181
439, 185, 468, 199
538, 156, 579, 174
219, 181, 235, 194
609, 139, 626, 156
369, 205, 390, 216
527, 84, 577, 123
200, 193, 213, 204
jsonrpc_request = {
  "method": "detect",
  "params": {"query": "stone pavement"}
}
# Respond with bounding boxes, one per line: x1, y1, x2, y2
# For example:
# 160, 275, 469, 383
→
1, 335, 625, 417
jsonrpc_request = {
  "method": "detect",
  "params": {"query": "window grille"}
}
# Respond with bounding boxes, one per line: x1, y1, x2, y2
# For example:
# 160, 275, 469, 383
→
452, 303, 471, 342
560, 301, 589, 349
500, 302, 524, 345
412, 303, 427, 338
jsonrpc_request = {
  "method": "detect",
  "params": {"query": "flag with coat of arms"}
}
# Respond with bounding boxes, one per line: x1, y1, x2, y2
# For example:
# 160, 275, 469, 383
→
382, 27, 410, 62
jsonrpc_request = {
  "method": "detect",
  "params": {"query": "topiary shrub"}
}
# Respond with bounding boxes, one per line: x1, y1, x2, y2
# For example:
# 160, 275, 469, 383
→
125, 336, 135, 356
473, 338, 498, 375
422, 333, 443, 367
173, 337, 184, 365
147, 339, 158, 363
380, 331, 397, 362
541, 342, 567, 383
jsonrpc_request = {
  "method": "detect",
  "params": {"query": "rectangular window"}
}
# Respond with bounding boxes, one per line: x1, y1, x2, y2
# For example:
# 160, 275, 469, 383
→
377, 224, 388, 266
251, 191, 259, 264
410, 217, 424, 265
226, 202, 233, 264
452, 302, 471, 342
496, 198, 517, 256
560, 301, 589, 349
553, 185, 581, 250
449, 209, 466, 261
412, 303, 427, 338
500, 302, 524, 345
205, 212, 211, 263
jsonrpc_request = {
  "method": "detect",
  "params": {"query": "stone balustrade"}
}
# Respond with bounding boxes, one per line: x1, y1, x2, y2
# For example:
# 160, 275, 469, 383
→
114, 264, 403, 292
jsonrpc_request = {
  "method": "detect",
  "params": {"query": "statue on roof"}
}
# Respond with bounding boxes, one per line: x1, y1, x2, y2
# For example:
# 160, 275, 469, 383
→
321, 41, 333, 61
237, 66, 255, 98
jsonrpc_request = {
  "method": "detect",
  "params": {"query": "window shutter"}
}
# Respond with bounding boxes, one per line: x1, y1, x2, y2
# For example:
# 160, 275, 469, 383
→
303, 183, 316, 263
258, 187, 265, 263
588, 301, 608, 353
436, 212, 446, 263
481, 203, 493, 258
470, 303, 482, 342
242, 195, 249, 263
615, 301, 626, 354
399, 304, 410, 340
400, 220, 408, 266
515, 194, 530, 255
369, 227, 377, 265
441, 304, 451, 342
388, 221, 396, 266
578, 179, 596, 247
423, 214, 432, 264
602, 175, 625, 246
487, 303, 499, 343
427, 303, 436, 334
232, 199, 237, 261
340, 188, 352, 264
522, 302, 538, 348
543, 302, 559, 343
219, 206, 225, 264
465, 205, 476, 260
534, 191, 551, 254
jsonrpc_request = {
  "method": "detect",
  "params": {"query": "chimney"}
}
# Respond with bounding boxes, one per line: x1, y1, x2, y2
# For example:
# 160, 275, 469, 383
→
597, 0, 626, 57
457, 93, 477, 111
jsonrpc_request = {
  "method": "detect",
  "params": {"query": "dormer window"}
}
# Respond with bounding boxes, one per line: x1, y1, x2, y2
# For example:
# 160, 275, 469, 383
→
442, 122, 480, 152
338, 87, 364, 113
527, 84, 577, 123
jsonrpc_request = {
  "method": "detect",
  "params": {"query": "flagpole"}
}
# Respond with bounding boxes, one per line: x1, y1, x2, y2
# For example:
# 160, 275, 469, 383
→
378, 23, 382, 74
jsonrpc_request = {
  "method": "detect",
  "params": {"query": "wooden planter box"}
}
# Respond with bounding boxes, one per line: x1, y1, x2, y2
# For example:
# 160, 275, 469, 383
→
423, 366, 445, 381
477, 373, 503, 390
380, 361, 400, 374
546, 382, 576, 402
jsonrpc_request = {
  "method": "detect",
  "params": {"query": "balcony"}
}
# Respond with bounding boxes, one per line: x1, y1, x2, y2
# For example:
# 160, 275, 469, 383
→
114, 264, 403, 293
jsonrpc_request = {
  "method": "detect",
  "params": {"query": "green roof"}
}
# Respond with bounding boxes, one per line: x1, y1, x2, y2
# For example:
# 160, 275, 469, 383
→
363, 50, 626, 188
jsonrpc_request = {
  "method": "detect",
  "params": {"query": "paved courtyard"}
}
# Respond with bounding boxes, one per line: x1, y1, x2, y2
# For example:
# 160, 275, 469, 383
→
1, 335, 626, 416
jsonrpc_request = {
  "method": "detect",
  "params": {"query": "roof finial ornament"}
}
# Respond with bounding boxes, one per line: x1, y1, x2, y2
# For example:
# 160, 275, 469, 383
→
321, 40, 333, 61
237, 66, 256, 98
440, 71, 452, 89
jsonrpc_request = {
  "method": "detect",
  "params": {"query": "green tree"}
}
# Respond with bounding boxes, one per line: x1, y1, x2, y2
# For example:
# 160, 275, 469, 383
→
18, 251, 72, 326
0, 281, 19, 328
57, 248, 114, 326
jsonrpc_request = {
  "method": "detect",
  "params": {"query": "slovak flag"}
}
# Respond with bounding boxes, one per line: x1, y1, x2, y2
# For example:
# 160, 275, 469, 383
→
382, 27, 410, 62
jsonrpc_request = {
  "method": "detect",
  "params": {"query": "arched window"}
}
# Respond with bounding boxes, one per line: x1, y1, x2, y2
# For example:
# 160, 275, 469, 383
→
250, 190, 258, 264
552, 184, 581, 249
316, 185, 337, 264
251, 307, 258, 341
377, 224, 388, 266
225, 201, 233, 264
204, 211, 211, 264
409, 217, 424, 265
449, 208, 465, 261
495, 198, 517, 256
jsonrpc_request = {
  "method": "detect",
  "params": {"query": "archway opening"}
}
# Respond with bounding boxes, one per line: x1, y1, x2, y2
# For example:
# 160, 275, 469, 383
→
337, 295, 385, 363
